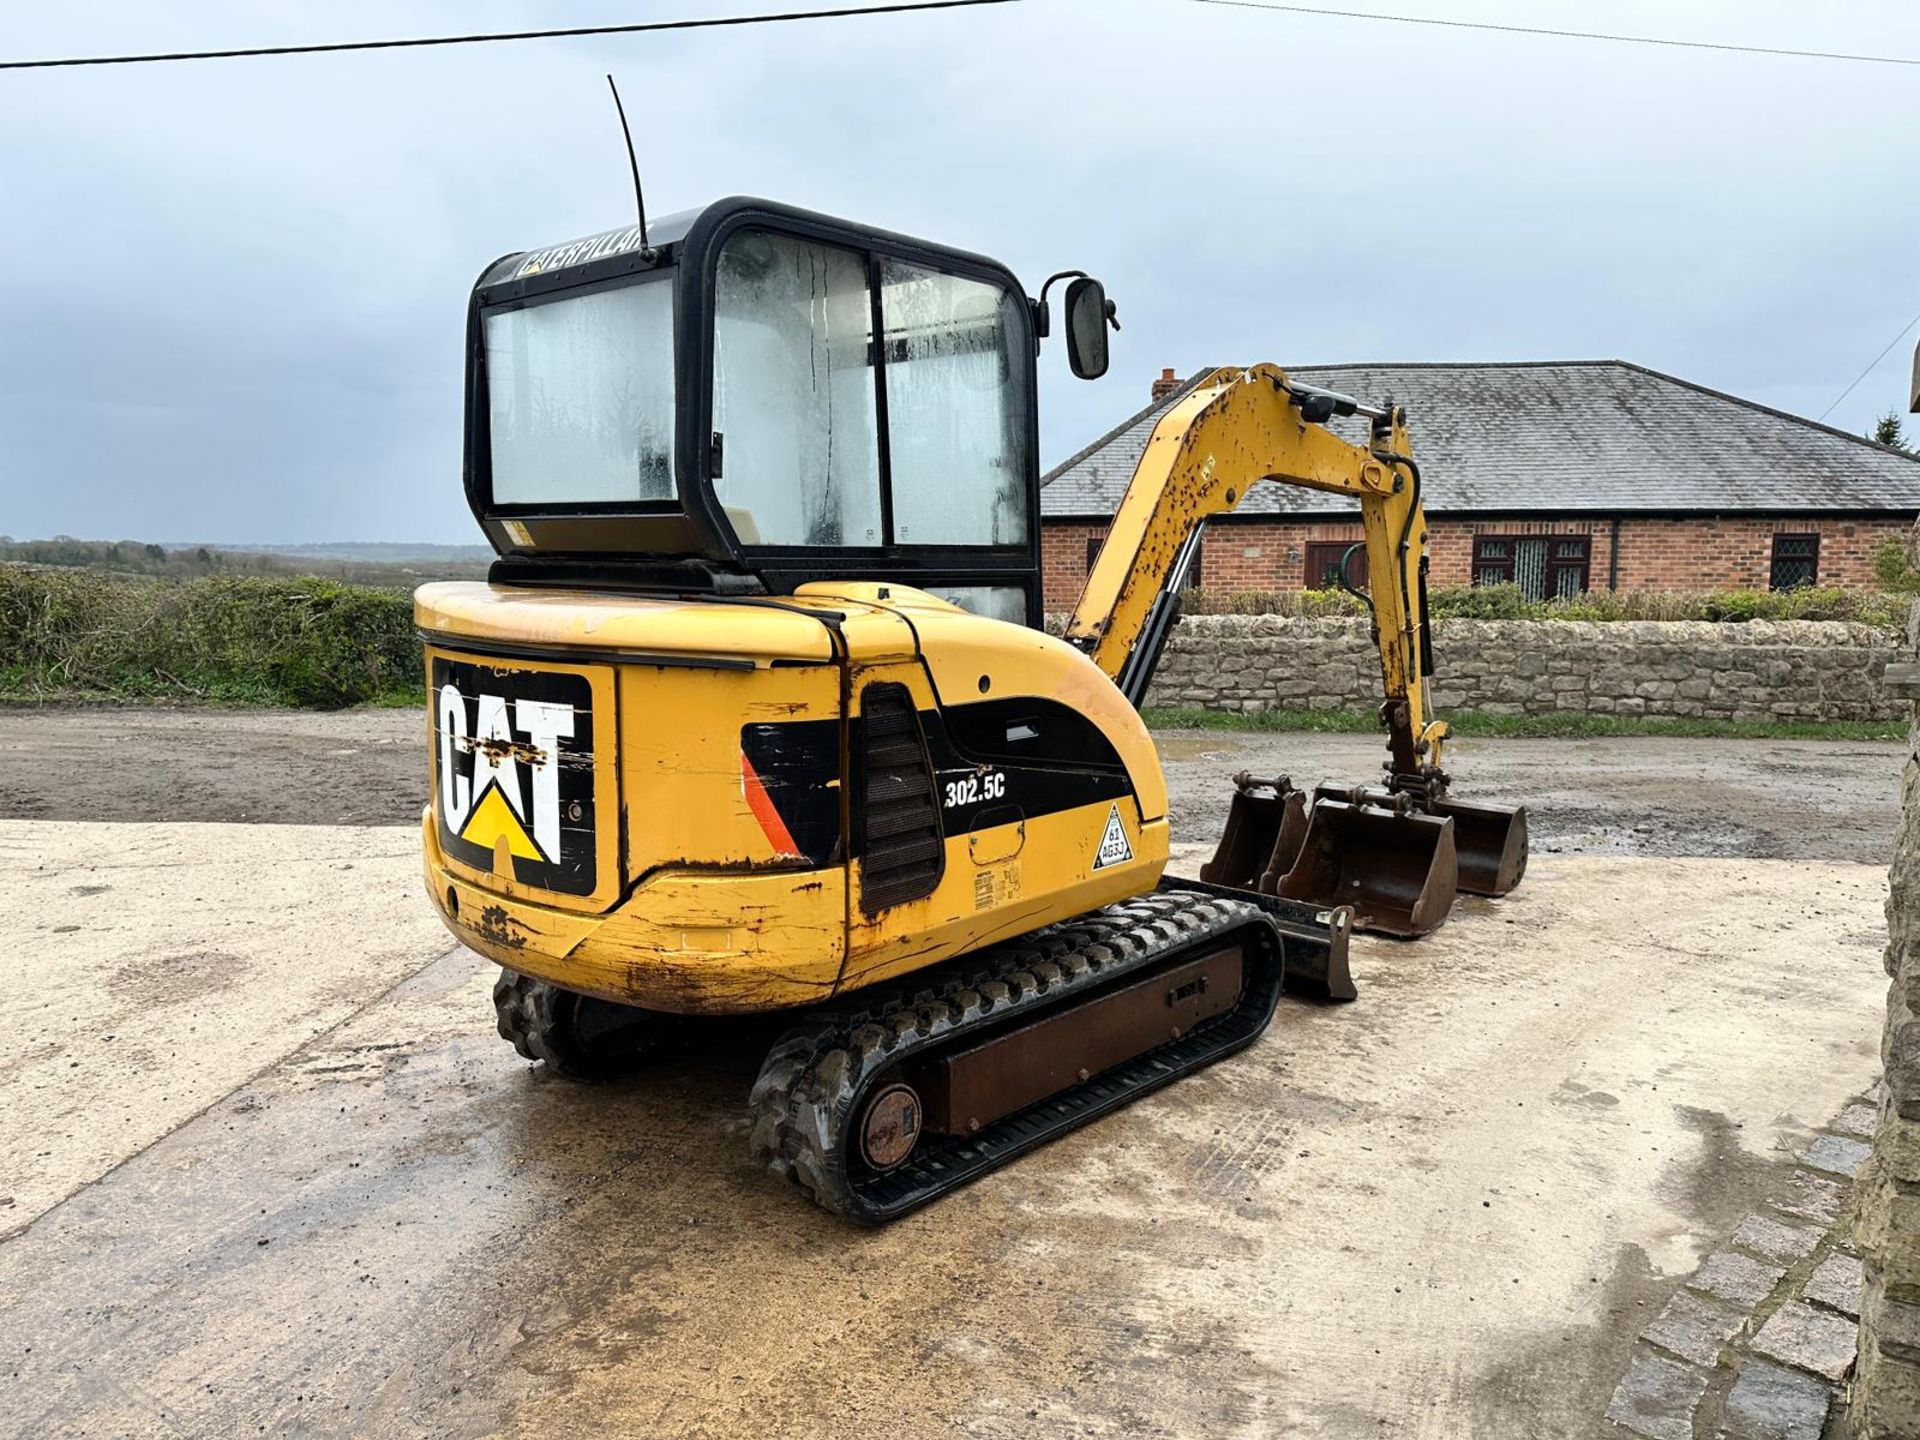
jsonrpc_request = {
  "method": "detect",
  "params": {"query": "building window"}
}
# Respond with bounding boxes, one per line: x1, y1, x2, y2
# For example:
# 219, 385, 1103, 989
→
1769, 533, 1819, 590
1303, 540, 1365, 590
1472, 535, 1590, 600
1085, 535, 1103, 572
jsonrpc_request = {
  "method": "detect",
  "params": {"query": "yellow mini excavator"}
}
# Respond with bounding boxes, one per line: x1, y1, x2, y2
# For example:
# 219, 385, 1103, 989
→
418, 197, 1523, 1222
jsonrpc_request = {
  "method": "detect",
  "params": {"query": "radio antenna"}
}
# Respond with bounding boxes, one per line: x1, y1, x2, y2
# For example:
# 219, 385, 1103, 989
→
605, 73, 653, 259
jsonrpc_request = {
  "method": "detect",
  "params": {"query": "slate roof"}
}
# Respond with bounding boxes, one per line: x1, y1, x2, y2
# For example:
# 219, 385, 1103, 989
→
1040, 361, 1920, 519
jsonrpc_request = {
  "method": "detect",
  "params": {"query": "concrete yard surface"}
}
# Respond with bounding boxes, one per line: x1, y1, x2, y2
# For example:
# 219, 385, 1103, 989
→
0, 820, 449, 1234
0, 800, 1890, 1437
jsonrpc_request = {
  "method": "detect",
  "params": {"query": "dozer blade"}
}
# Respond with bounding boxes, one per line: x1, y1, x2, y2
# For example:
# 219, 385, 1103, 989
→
1200, 773, 1310, 895
1429, 796, 1528, 898
1279, 799, 1458, 939
1162, 874, 1356, 1002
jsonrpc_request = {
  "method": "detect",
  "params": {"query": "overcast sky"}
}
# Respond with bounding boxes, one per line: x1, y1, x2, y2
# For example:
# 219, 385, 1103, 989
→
2, 0, 1917, 544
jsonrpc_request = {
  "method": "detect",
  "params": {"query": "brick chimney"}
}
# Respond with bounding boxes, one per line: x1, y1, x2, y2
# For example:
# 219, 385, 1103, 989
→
1151, 368, 1184, 402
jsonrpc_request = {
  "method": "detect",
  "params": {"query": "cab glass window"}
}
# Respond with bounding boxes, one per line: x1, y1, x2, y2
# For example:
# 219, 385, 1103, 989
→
879, 259, 1030, 546
484, 277, 674, 506
712, 229, 882, 547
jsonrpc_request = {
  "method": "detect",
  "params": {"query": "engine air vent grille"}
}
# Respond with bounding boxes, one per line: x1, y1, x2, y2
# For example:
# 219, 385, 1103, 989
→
858, 683, 945, 913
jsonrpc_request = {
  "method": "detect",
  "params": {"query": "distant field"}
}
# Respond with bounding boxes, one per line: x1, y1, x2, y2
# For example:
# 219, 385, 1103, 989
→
0, 536, 490, 586
186, 539, 494, 570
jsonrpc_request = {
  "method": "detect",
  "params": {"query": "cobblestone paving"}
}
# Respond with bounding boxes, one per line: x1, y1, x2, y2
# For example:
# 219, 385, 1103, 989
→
1603, 1090, 1876, 1439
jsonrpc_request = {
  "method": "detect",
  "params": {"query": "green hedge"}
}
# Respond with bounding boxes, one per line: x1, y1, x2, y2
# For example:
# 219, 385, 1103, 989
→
0, 565, 419, 707
1185, 581, 1907, 630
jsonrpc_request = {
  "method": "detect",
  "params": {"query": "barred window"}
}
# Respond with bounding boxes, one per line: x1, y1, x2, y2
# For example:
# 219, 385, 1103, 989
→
1472, 535, 1590, 600
1769, 533, 1818, 591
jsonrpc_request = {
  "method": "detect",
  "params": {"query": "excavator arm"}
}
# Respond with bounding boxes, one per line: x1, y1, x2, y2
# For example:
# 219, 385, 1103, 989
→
1065, 364, 1526, 938
1065, 363, 1446, 787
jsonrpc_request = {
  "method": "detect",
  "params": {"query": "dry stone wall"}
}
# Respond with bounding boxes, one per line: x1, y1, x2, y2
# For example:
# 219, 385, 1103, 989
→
1142, 615, 1901, 723
1855, 599, 1920, 1436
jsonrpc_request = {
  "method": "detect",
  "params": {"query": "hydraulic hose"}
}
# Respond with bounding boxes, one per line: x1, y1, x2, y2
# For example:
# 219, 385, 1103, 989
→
1336, 541, 1375, 621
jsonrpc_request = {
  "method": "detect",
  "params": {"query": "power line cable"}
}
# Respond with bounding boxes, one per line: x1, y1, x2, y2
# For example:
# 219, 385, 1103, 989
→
1198, 0, 1920, 425
1188, 0, 1920, 69
1819, 308, 1920, 422
0, 0, 1018, 72
10, 0, 1909, 73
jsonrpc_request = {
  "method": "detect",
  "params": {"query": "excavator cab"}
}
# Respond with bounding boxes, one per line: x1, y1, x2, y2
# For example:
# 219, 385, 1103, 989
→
465, 195, 1124, 628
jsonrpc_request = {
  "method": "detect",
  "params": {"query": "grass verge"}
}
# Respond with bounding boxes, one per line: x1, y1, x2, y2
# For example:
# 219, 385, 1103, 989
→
1143, 705, 1906, 742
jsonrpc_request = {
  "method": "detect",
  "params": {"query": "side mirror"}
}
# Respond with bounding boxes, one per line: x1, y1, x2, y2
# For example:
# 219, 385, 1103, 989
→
1064, 276, 1116, 380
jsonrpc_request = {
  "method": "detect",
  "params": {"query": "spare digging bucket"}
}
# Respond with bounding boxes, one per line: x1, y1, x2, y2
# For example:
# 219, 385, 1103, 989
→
1278, 800, 1458, 939
1200, 774, 1310, 896
1315, 784, 1527, 901
1429, 797, 1528, 897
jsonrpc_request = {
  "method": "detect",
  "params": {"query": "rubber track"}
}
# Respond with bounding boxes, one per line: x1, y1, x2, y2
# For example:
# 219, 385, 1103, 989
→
494, 970, 578, 1070
746, 890, 1285, 1224
492, 969, 667, 1080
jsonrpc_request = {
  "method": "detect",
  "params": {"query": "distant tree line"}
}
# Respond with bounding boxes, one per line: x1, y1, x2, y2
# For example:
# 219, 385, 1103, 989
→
0, 536, 487, 585
0, 536, 292, 577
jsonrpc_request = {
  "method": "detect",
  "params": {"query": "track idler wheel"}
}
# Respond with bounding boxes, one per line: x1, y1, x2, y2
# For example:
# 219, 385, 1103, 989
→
492, 969, 670, 1080
858, 1082, 924, 1171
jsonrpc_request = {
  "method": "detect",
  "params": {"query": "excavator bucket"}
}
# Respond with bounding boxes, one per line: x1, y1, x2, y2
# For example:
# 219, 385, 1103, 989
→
1200, 774, 1310, 895
1428, 796, 1528, 897
1278, 800, 1458, 940
1314, 784, 1527, 900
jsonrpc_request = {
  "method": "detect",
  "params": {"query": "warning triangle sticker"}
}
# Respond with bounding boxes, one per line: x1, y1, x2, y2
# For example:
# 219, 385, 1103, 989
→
1093, 804, 1134, 870
459, 783, 548, 864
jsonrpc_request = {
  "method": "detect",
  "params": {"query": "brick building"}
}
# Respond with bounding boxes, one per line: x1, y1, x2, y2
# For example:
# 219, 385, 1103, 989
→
1041, 361, 1920, 611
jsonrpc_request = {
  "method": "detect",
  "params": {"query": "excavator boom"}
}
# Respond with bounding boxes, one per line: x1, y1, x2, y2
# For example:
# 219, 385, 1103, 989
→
1066, 366, 1435, 755
1065, 363, 1526, 937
